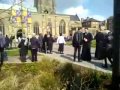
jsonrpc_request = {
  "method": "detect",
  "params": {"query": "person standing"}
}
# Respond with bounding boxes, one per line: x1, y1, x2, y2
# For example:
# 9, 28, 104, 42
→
57, 33, 66, 54
42, 34, 48, 53
81, 28, 93, 61
72, 27, 83, 62
0, 31, 6, 67
103, 31, 113, 68
94, 30, 104, 59
5, 35, 10, 49
47, 34, 54, 54
38, 33, 43, 52
30, 33, 39, 62
18, 35, 28, 62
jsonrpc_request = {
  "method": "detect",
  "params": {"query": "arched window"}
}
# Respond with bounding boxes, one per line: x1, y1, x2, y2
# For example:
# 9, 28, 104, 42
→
47, 22, 52, 34
33, 22, 39, 35
0, 20, 5, 35
59, 20, 66, 34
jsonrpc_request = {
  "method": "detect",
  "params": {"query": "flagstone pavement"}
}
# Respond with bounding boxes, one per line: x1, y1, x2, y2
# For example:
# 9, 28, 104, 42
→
4, 43, 112, 74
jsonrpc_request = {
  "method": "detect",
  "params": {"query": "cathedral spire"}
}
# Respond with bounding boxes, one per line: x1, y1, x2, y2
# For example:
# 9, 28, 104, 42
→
34, 0, 55, 14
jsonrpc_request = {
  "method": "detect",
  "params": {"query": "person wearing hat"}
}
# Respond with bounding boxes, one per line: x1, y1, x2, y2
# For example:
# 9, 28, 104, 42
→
0, 31, 6, 67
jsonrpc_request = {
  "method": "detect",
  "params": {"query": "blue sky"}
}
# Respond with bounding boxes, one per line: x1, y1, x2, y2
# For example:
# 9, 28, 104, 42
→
0, 0, 113, 21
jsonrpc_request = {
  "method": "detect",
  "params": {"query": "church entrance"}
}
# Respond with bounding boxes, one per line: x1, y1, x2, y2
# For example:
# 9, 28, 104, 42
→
17, 29, 23, 38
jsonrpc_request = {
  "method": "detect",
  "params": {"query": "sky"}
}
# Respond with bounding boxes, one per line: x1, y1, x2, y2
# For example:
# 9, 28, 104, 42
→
0, 0, 113, 21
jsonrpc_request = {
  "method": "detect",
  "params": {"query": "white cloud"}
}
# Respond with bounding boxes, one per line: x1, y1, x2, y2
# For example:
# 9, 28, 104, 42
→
63, 5, 106, 21
63, 5, 89, 18
91, 15, 106, 21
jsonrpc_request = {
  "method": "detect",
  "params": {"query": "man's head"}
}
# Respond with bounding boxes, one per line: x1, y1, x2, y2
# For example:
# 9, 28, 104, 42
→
59, 33, 62, 36
85, 28, 89, 33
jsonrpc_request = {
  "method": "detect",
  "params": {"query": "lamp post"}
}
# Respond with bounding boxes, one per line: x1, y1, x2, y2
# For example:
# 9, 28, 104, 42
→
112, 0, 120, 89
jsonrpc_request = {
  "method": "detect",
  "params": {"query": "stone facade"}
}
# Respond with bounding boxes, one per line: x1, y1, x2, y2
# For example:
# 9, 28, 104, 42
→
0, 0, 81, 38
107, 16, 113, 31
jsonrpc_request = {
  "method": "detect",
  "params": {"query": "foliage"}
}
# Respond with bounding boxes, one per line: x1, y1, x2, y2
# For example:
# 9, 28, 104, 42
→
0, 58, 111, 90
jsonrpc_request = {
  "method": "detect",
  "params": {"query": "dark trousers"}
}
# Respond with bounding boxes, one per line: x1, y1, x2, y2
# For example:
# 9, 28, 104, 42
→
74, 46, 81, 61
58, 43, 64, 53
104, 57, 113, 67
0, 48, 4, 66
31, 49, 37, 62
104, 48, 113, 67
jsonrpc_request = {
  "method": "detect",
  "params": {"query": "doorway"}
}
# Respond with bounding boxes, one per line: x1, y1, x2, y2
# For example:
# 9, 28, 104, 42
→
17, 29, 23, 38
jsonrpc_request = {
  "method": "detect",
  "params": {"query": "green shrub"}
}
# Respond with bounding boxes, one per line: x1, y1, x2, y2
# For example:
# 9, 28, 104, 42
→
0, 58, 111, 90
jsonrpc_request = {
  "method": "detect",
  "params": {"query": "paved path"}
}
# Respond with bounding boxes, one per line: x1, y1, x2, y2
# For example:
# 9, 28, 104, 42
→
4, 43, 112, 73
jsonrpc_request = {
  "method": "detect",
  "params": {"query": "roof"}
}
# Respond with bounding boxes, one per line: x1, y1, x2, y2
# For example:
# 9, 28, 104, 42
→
0, 3, 37, 12
83, 18, 100, 22
70, 15, 80, 21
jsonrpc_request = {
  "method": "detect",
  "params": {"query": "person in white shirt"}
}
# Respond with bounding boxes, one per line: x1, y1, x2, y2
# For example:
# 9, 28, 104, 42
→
57, 33, 66, 54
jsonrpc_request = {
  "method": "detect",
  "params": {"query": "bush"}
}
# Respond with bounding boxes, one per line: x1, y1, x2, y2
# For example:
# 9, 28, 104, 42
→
0, 58, 111, 90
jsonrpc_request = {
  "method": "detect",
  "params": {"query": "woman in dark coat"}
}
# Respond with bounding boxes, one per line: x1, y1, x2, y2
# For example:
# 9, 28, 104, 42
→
42, 34, 48, 53
94, 30, 104, 59
18, 36, 28, 62
81, 29, 93, 61
47, 34, 54, 54
5, 35, 10, 49
38, 33, 43, 52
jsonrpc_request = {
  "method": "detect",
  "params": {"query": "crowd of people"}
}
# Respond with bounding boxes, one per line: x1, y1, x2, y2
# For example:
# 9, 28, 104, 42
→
72, 27, 113, 68
0, 28, 113, 68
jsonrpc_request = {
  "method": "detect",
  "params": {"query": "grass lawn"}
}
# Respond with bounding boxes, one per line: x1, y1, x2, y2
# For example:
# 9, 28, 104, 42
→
6, 48, 31, 56
66, 40, 96, 48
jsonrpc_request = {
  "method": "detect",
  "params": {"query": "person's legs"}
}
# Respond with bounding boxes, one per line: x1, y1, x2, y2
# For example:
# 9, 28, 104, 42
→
74, 47, 77, 61
78, 46, 81, 62
34, 49, 38, 61
0, 51, 4, 66
31, 49, 34, 62
103, 58, 108, 68
59, 44, 62, 53
61, 43, 64, 54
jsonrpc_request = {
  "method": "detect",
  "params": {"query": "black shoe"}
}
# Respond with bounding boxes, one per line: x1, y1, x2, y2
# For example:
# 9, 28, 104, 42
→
78, 60, 82, 62
102, 65, 108, 68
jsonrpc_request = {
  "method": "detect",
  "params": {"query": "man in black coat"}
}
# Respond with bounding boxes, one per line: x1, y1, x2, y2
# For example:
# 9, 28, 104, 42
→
0, 31, 6, 67
81, 28, 93, 61
103, 31, 113, 68
72, 27, 83, 62
94, 30, 105, 59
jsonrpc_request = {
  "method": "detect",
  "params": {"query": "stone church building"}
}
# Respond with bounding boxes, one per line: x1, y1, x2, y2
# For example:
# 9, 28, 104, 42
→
0, 0, 81, 38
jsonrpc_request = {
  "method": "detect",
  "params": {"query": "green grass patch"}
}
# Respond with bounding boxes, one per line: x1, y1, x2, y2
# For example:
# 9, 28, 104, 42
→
5, 48, 44, 56
91, 40, 96, 48
66, 40, 96, 48
6, 49, 31, 56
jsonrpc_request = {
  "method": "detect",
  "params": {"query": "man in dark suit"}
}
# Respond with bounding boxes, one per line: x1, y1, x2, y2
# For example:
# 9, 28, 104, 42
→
72, 27, 83, 62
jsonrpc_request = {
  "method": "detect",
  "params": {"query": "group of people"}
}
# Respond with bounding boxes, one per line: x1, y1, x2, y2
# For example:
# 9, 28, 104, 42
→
95, 30, 113, 68
72, 27, 93, 62
18, 33, 56, 62
0, 28, 113, 68
72, 27, 113, 68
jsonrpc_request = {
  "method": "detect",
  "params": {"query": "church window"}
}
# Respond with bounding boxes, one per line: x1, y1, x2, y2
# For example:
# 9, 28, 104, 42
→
47, 22, 52, 34
33, 22, 39, 35
59, 20, 66, 34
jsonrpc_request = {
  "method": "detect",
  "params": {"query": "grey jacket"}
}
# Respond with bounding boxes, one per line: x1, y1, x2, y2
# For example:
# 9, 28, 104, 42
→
0, 34, 6, 48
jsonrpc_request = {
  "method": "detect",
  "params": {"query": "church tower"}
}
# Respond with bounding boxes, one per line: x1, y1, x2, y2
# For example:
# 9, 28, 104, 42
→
34, 0, 55, 14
